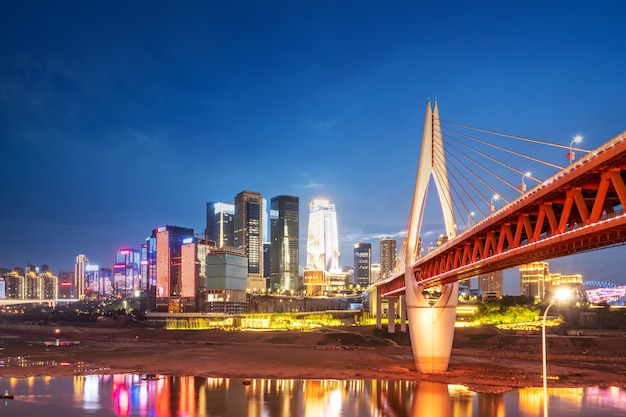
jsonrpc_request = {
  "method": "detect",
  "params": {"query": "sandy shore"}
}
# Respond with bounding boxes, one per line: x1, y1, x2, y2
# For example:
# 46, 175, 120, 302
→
1, 324, 626, 392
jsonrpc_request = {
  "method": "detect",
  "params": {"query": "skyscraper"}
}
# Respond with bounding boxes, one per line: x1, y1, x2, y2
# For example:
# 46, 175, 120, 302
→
354, 243, 371, 286
148, 225, 195, 312
205, 202, 235, 248
477, 270, 504, 299
519, 261, 549, 299
234, 191, 265, 290
74, 254, 88, 300
379, 237, 397, 279
306, 199, 340, 272
270, 195, 299, 292
113, 248, 141, 298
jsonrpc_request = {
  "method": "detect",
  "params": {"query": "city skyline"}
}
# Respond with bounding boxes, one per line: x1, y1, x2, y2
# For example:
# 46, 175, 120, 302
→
1, 2, 626, 295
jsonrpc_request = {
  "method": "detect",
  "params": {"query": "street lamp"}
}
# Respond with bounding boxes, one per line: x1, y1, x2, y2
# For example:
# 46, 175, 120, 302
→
568, 135, 583, 166
520, 172, 531, 193
490, 195, 499, 213
542, 288, 571, 417
467, 211, 475, 228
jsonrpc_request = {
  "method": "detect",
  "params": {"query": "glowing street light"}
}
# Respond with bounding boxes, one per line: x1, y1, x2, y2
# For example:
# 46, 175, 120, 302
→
542, 288, 572, 417
467, 211, 475, 228
489, 195, 499, 213
568, 135, 583, 166
520, 172, 531, 193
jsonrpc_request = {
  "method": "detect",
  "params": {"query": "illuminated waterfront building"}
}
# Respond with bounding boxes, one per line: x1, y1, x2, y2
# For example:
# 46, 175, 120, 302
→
74, 254, 89, 299
234, 191, 265, 291
269, 195, 300, 292
477, 270, 503, 299
204, 246, 248, 314
354, 243, 371, 286
57, 270, 74, 298
148, 225, 195, 312
205, 202, 235, 248
113, 248, 141, 298
370, 263, 381, 284
549, 273, 583, 299
306, 199, 340, 272
519, 261, 550, 299
379, 237, 397, 279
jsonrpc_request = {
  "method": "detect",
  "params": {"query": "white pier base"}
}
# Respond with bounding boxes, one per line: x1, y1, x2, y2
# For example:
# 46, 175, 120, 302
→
405, 280, 458, 373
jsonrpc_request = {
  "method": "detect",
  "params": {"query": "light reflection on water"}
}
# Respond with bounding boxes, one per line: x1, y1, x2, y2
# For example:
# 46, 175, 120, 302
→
0, 374, 625, 417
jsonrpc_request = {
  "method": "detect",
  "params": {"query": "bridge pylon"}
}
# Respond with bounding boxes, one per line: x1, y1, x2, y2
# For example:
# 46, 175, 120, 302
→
405, 101, 458, 373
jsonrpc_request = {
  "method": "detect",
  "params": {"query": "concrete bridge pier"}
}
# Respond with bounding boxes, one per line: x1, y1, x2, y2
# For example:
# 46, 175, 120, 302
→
405, 274, 458, 373
387, 296, 396, 333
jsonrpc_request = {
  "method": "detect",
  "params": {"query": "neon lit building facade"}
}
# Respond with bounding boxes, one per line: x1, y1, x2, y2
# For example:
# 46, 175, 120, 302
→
74, 254, 88, 299
148, 225, 195, 312
269, 195, 299, 292
113, 248, 141, 298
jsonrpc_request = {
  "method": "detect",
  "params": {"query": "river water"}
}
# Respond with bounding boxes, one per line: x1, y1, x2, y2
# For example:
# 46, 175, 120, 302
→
1, 374, 625, 417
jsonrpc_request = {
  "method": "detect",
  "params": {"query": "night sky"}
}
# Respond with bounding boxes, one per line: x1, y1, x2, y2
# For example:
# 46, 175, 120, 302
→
1, 1, 625, 294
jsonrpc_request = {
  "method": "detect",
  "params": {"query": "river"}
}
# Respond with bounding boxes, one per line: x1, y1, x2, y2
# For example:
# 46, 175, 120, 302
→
1, 374, 625, 416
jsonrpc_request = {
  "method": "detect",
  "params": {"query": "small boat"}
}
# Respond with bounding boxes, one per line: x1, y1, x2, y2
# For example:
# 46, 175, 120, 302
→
242, 379, 251, 385
1, 390, 13, 400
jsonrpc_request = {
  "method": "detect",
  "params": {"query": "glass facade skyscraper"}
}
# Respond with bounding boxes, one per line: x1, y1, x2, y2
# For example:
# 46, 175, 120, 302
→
270, 195, 299, 291
148, 225, 195, 312
306, 199, 340, 272
234, 191, 263, 276
205, 202, 235, 248
353, 243, 371, 286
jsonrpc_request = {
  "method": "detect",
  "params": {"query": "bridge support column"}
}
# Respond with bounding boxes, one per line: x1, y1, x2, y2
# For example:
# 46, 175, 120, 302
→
399, 294, 407, 333
405, 279, 459, 373
375, 286, 382, 329
387, 297, 396, 333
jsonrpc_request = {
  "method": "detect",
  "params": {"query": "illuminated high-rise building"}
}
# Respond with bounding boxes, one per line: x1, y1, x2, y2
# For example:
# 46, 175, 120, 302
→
306, 199, 340, 272
113, 248, 141, 298
269, 195, 300, 292
205, 202, 235, 248
520, 261, 550, 299
74, 254, 88, 300
148, 225, 195, 312
477, 270, 503, 299
379, 237, 397, 279
354, 243, 371, 286
234, 191, 265, 291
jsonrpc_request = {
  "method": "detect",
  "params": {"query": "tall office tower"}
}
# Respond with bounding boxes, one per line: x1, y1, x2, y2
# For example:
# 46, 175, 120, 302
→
148, 225, 195, 312
263, 242, 271, 281
519, 261, 550, 299
353, 243, 372, 286
57, 270, 74, 299
478, 270, 504, 299
205, 202, 235, 248
74, 254, 89, 300
234, 191, 264, 277
306, 199, 340, 272
379, 237, 397, 279
371, 263, 381, 284
113, 248, 141, 298
270, 195, 300, 292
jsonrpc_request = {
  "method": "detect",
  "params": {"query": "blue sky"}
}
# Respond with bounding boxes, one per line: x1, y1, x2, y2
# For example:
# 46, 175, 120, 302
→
1, 1, 625, 294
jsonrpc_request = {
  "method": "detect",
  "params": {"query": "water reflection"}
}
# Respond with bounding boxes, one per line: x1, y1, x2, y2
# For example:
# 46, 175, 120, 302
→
1, 374, 625, 416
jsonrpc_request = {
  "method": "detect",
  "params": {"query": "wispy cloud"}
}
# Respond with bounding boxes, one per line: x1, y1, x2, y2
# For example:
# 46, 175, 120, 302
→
293, 180, 325, 189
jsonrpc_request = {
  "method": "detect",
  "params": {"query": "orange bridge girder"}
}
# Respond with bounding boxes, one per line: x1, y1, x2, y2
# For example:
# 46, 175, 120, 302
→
378, 131, 626, 297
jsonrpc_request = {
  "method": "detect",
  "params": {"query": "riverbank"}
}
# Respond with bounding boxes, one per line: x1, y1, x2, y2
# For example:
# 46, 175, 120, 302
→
1, 324, 626, 392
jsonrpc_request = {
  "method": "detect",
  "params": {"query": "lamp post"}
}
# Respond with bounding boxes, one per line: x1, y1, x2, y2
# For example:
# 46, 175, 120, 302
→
542, 288, 571, 417
569, 135, 583, 166
467, 211, 475, 228
521, 172, 531, 193
490, 195, 499, 213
